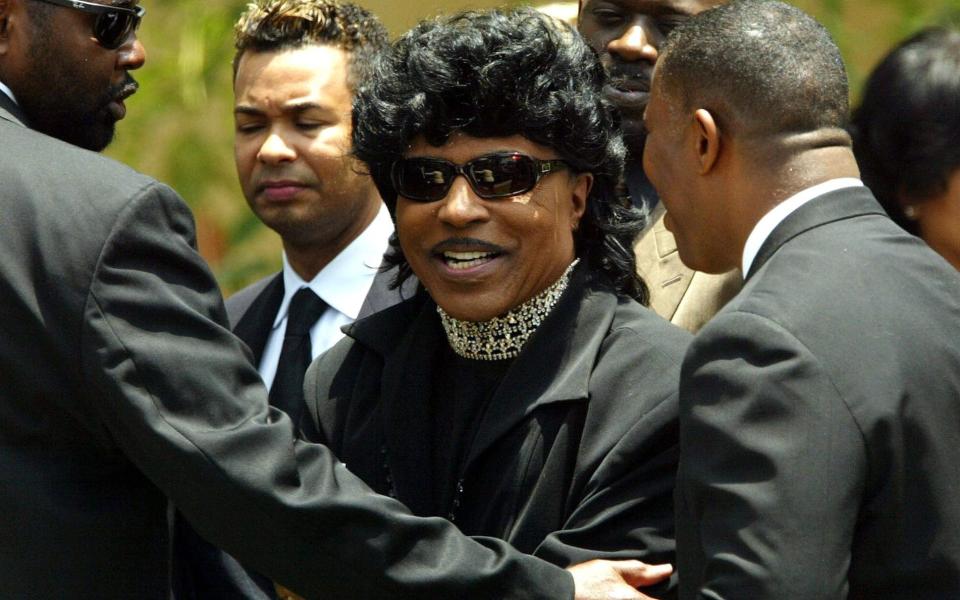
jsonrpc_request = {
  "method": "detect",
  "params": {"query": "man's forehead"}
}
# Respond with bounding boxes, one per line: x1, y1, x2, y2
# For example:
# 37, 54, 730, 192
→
580, 0, 723, 15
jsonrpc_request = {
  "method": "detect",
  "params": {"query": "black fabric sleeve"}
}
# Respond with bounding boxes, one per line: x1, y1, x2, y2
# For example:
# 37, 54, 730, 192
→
676, 310, 866, 599
79, 182, 574, 600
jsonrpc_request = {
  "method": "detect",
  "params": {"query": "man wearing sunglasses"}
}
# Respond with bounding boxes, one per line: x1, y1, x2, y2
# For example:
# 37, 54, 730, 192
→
0, 1, 664, 598
0, 0, 144, 150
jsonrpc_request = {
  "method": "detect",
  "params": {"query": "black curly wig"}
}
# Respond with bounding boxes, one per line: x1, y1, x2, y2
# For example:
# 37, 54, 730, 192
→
352, 8, 647, 303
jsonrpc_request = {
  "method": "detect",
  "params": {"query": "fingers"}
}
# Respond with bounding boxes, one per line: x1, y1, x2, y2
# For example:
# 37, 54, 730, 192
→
611, 560, 674, 587
568, 559, 673, 600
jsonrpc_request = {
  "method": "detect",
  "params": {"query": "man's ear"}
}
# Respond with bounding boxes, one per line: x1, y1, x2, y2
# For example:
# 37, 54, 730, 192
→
0, 0, 12, 54
569, 172, 592, 227
692, 108, 721, 175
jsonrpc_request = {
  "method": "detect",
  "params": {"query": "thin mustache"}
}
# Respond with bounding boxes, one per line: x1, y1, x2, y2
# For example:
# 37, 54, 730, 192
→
430, 237, 505, 255
111, 76, 139, 100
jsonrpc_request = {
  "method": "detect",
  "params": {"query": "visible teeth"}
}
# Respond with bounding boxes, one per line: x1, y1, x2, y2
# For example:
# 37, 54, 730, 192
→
448, 258, 488, 270
442, 251, 495, 270
443, 251, 492, 261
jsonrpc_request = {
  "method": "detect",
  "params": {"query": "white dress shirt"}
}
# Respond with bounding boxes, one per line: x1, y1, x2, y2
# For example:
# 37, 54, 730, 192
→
258, 202, 393, 390
0, 79, 18, 105
741, 178, 863, 277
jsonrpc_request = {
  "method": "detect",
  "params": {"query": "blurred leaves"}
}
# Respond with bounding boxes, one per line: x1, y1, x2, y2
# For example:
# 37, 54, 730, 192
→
794, 0, 960, 95
106, 0, 276, 295
107, 0, 960, 294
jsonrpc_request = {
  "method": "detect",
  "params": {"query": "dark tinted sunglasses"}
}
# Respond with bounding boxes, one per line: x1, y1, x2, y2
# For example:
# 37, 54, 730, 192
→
391, 152, 571, 202
32, 0, 145, 50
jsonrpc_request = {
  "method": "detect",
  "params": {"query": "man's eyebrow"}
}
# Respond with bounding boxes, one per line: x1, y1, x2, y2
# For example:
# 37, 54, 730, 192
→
284, 101, 329, 113
644, 1, 697, 16
234, 102, 329, 116
234, 106, 264, 117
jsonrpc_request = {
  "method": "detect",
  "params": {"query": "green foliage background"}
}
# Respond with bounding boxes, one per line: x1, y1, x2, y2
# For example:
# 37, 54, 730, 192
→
106, 0, 960, 295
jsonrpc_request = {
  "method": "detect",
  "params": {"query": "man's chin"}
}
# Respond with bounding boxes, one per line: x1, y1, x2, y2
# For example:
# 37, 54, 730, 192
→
81, 125, 116, 152
82, 111, 118, 151
621, 122, 647, 156
35, 117, 115, 152
603, 101, 647, 153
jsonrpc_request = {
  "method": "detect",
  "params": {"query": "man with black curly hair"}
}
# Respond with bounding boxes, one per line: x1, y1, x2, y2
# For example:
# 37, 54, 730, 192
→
0, 0, 675, 598
306, 7, 690, 600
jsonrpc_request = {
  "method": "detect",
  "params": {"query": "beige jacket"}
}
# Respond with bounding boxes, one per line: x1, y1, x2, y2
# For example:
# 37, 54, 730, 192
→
634, 204, 741, 333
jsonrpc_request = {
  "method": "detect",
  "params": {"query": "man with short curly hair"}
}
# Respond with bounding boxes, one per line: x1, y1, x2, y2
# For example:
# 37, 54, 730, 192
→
229, 0, 397, 431
644, 2, 960, 596
175, 2, 405, 598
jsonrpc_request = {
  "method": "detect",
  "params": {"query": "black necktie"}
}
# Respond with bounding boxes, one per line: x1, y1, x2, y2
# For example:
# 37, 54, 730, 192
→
269, 288, 327, 432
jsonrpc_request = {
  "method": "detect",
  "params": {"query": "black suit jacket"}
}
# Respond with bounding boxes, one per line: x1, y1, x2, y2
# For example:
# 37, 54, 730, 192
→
305, 267, 691, 598
0, 99, 574, 598
175, 268, 413, 599
226, 266, 414, 362
676, 186, 960, 598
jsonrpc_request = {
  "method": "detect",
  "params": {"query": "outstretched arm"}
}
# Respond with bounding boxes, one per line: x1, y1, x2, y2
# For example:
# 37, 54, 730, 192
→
80, 183, 576, 599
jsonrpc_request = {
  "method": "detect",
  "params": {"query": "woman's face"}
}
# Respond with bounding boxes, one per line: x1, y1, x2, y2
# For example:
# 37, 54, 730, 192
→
910, 168, 960, 272
396, 133, 592, 321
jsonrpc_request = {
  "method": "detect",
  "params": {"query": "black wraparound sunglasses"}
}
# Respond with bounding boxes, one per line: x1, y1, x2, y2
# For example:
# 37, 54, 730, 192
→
32, 0, 145, 50
391, 152, 571, 202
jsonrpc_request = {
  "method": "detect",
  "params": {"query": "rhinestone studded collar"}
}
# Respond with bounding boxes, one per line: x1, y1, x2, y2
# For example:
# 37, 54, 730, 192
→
437, 260, 579, 361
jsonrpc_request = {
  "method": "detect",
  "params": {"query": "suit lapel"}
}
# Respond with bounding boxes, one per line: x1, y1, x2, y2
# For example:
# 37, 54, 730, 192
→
747, 186, 886, 281
348, 272, 615, 513
463, 270, 615, 469
376, 298, 441, 517
0, 92, 28, 127
231, 275, 284, 366
634, 204, 695, 320
357, 263, 419, 319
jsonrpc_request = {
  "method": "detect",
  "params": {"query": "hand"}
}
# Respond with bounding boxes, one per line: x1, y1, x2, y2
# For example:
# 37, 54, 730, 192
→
567, 559, 673, 600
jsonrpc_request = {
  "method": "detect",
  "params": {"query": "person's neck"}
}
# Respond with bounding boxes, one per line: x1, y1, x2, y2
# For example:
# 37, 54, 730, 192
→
741, 144, 858, 228
767, 146, 860, 206
719, 145, 858, 271
931, 242, 960, 273
284, 199, 381, 282
285, 244, 337, 283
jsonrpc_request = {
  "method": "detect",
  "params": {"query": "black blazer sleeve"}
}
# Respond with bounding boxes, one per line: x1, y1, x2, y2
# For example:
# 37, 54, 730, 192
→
78, 182, 573, 599
676, 310, 867, 600
533, 324, 682, 597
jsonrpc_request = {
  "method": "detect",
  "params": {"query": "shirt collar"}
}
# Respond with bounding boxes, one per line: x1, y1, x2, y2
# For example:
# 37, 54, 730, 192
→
741, 178, 864, 277
273, 202, 394, 328
0, 79, 18, 106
